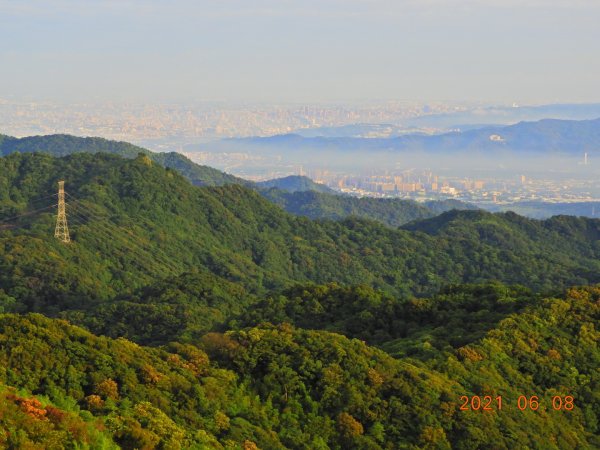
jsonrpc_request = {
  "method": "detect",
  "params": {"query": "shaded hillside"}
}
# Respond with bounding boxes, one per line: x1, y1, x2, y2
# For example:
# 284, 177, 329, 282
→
423, 199, 478, 215
237, 282, 536, 351
76, 270, 256, 346
257, 175, 335, 193
261, 188, 434, 226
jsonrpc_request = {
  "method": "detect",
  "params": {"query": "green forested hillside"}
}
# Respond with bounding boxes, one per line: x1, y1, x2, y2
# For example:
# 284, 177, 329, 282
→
0, 133, 246, 187
260, 189, 432, 226
1, 151, 600, 315
0, 133, 148, 157
74, 270, 256, 346
1, 151, 600, 448
0, 383, 117, 449
423, 199, 478, 215
257, 175, 335, 193
0, 284, 597, 448
261, 189, 478, 227
237, 282, 536, 350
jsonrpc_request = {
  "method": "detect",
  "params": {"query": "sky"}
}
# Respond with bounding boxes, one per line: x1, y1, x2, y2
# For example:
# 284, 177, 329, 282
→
1, 0, 599, 104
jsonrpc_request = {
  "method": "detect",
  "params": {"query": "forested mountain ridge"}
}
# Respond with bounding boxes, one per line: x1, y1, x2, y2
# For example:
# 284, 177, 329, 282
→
0, 133, 247, 187
261, 189, 478, 227
3, 152, 600, 316
0, 132, 479, 229
0, 133, 147, 157
257, 175, 336, 193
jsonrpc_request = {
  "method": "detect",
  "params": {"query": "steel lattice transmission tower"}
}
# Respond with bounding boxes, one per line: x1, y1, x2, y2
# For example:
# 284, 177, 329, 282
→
54, 180, 71, 243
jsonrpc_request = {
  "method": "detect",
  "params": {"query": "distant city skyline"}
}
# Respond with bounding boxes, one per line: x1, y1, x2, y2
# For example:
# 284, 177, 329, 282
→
1, 0, 599, 104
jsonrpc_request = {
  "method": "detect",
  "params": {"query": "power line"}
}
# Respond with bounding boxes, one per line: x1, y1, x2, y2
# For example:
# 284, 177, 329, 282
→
1, 192, 59, 214
0, 203, 58, 224
65, 198, 181, 274
65, 212, 170, 275
65, 208, 175, 274
65, 192, 187, 250
15, 192, 59, 206
0, 187, 183, 276
0, 192, 60, 227
70, 213, 173, 274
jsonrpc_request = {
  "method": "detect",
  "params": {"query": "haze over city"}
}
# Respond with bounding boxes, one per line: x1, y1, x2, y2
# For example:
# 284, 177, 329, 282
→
2, 0, 600, 211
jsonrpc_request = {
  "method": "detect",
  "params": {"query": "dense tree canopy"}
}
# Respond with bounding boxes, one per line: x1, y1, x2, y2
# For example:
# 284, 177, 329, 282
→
0, 133, 247, 187
0, 284, 597, 448
0, 149, 599, 448
261, 188, 479, 229
2, 152, 600, 314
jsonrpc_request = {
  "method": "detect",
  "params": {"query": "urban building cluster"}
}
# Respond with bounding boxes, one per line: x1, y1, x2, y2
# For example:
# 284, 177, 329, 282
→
298, 169, 600, 204
0, 98, 460, 146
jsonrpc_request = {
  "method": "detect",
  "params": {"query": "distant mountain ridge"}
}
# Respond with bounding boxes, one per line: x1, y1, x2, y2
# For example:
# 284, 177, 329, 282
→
481, 200, 600, 219
0, 132, 479, 228
262, 189, 478, 227
217, 117, 600, 154
0, 133, 248, 187
257, 175, 335, 193
407, 102, 600, 129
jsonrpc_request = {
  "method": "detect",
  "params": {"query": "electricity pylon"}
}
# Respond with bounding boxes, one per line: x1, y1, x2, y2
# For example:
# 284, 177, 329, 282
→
54, 180, 71, 243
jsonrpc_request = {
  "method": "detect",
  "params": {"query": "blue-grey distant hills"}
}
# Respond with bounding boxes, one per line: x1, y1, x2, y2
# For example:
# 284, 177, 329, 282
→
213, 117, 600, 155
287, 104, 600, 138
407, 103, 600, 129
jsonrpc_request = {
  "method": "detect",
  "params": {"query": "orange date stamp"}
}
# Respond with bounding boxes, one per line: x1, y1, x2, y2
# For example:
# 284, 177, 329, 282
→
459, 395, 574, 411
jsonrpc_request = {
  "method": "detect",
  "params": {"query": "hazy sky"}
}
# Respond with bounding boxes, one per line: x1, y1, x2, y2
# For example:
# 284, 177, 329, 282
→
1, 0, 599, 104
